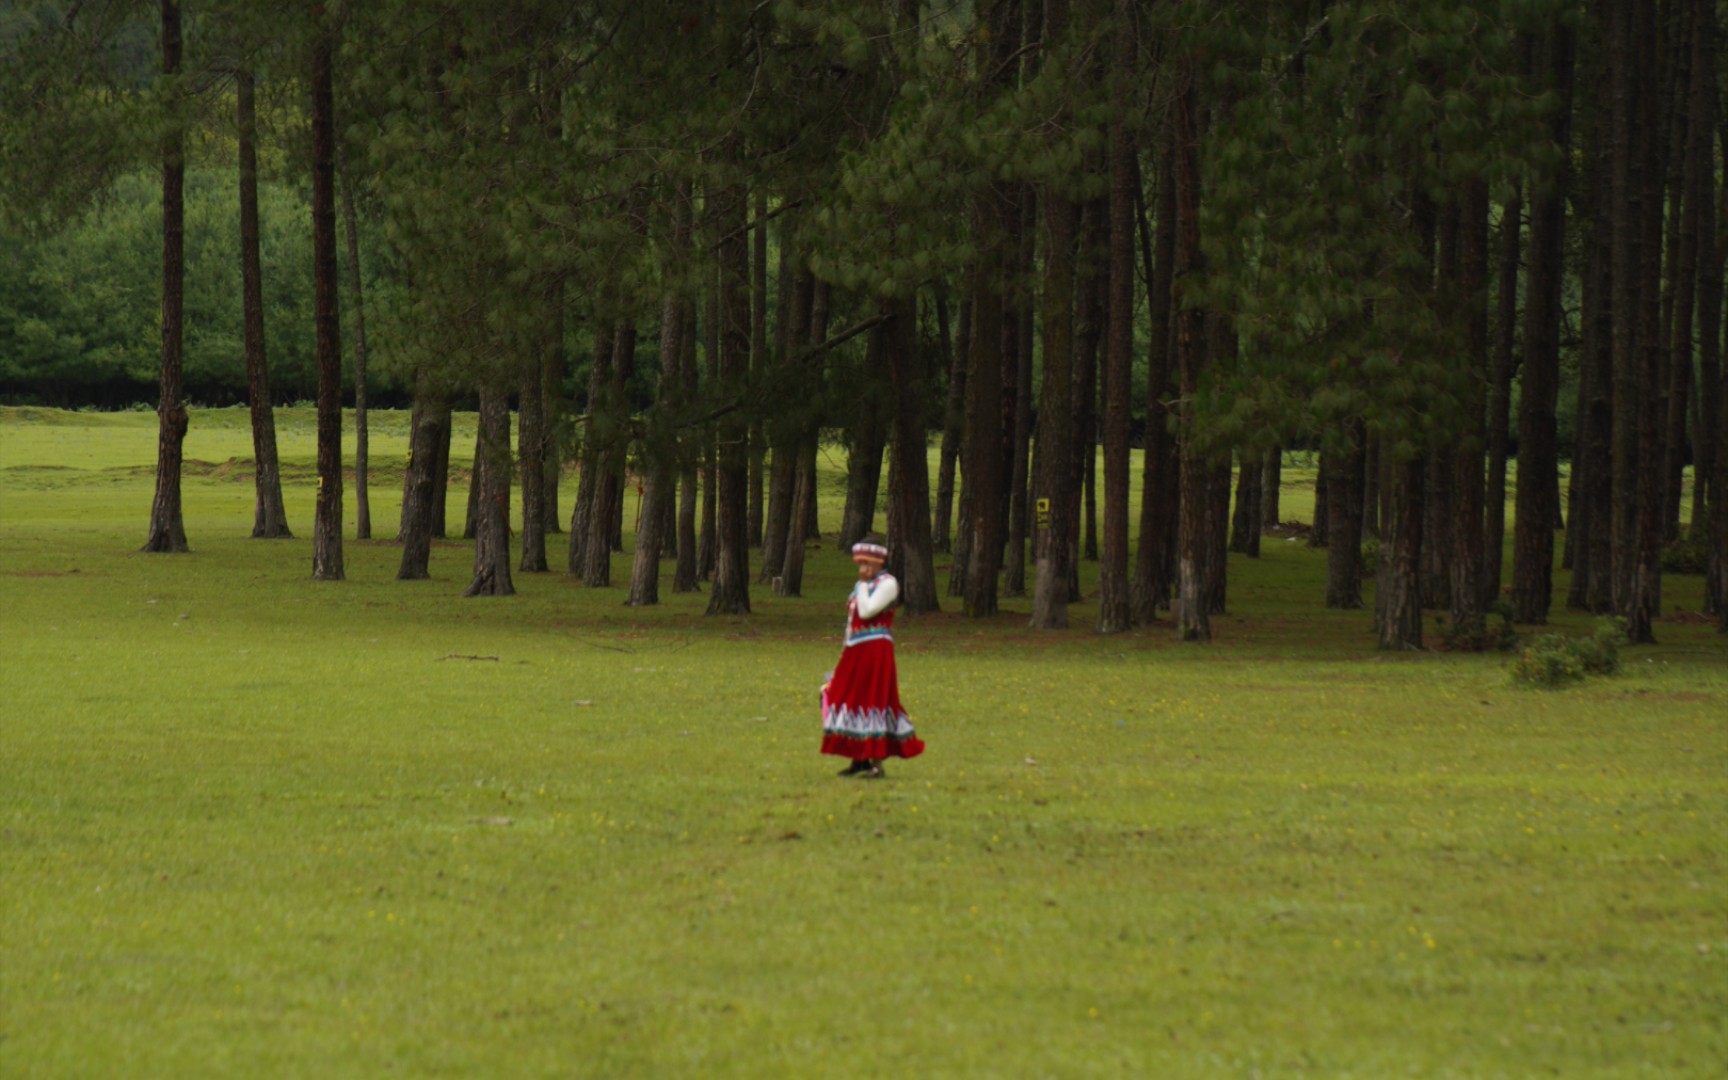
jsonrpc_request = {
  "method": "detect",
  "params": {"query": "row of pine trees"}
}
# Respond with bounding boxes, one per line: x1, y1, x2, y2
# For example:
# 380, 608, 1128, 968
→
3, 0, 1721, 645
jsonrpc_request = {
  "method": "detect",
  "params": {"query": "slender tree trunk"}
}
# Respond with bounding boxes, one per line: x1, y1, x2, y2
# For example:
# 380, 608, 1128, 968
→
1003, 191, 1036, 598
1032, 144, 1078, 625
1628, 0, 1666, 642
397, 384, 447, 580
675, 296, 702, 593
1171, 55, 1210, 641
570, 323, 612, 575
1325, 427, 1364, 609
1261, 448, 1281, 530
707, 179, 752, 615
1486, 188, 1520, 602
933, 294, 968, 554
518, 361, 548, 572
1132, 145, 1177, 623
237, 68, 289, 540
339, 156, 371, 541
1693, 0, 1722, 561
1453, 176, 1490, 638
143, 0, 188, 555
883, 296, 939, 613
1098, 10, 1135, 632
1310, 457, 1330, 547
464, 384, 515, 597
779, 280, 829, 598
840, 331, 889, 550
1512, 25, 1575, 624
310, 13, 343, 581
1376, 457, 1425, 649
1229, 454, 1262, 557
747, 189, 768, 549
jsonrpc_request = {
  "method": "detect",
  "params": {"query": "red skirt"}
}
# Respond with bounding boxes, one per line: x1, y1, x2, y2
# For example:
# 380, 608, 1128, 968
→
820, 638, 924, 760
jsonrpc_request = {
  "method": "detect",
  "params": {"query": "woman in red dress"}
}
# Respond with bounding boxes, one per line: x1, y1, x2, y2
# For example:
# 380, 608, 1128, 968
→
820, 536, 924, 779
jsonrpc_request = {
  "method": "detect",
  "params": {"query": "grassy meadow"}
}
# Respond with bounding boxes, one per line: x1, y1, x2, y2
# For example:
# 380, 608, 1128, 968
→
1, 405, 1724, 1078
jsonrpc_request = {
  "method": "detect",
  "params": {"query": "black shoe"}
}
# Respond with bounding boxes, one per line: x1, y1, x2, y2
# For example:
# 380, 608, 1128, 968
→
860, 763, 885, 780
838, 760, 871, 777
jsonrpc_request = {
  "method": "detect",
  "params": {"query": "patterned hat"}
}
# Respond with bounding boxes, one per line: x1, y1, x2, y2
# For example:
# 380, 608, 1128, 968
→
851, 540, 888, 563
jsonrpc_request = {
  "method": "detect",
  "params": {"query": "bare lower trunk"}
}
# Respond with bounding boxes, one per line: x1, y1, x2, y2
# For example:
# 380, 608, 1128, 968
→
309, 18, 343, 581
144, 0, 188, 555
237, 68, 289, 540
518, 365, 548, 572
397, 391, 448, 580
884, 296, 939, 613
464, 385, 515, 597
340, 157, 371, 541
1375, 457, 1425, 650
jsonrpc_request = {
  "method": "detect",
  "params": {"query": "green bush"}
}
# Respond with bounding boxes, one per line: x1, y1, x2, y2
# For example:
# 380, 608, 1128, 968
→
1661, 536, 1709, 574
1508, 618, 1626, 687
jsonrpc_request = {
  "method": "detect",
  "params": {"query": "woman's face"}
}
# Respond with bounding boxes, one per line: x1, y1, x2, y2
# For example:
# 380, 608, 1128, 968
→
854, 557, 881, 581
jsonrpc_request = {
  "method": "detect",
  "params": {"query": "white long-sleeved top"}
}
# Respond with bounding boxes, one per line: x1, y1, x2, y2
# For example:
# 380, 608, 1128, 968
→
851, 572, 899, 620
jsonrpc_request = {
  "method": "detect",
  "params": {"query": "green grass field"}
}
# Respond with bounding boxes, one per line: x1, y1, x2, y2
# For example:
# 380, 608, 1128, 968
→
2, 406, 1724, 1078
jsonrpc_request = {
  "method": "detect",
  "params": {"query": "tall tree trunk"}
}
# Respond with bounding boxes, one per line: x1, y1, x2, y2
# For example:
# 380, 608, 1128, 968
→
1325, 426, 1364, 609
570, 323, 613, 579
1627, 0, 1666, 642
1376, 457, 1425, 650
397, 383, 448, 580
1693, 0, 1722, 560
1003, 190, 1036, 598
518, 360, 548, 572
464, 384, 515, 597
339, 156, 371, 541
1133, 145, 1177, 623
1310, 457, 1330, 547
1570, 29, 1615, 613
747, 188, 768, 549
1098, 9, 1136, 633
236, 67, 289, 540
839, 329, 889, 550
1171, 55, 1210, 641
430, 411, 451, 539
309, 13, 343, 581
1486, 187, 1520, 602
778, 280, 830, 598
759, 232, 806, 583
961, 0, 1018, 618
1261, 448, 1281, 530
674, 296, 702, 593
883, 296, 940, 613
1453, 176, 1491, 637
1031, 128, 1078, 625
1229, 454, 1262, 557
1512, 25, 1575, 624
143, 0, 188, 555
707, 179, 752, 615
698, 278, 719, 581
933, 294, 968, 554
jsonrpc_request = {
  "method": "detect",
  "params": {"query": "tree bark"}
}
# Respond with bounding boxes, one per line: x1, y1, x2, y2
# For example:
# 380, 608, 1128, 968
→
143, 0, 188, 555
1452, 176, 1490, 637
1132, 143, 1177, 623
1486, 188, 1520, 602
1376, 456, 1425, 650
933, 294, 968, 554
237, 68, 289, 540
518, 359, 549, 573
339, 154, 371, 541
1511, 25, 1574, 625
464, 384, 515, 597
1261, 448, 1281, 531
1325, 426, 1363, 609
1171, 55, 1210, 641
1031, 142, 1078, 626
397, 384, 448, 580
1229, 454, 1262, 557
675, 296, 702, 593
706, 179, 752, 615
1002, 190, 1036, 598
310, 13, 343, 581
1098, 7, 1135, 633
839, 329, 890, 551
883, 296, 939, 614
747, 188, 768, 549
